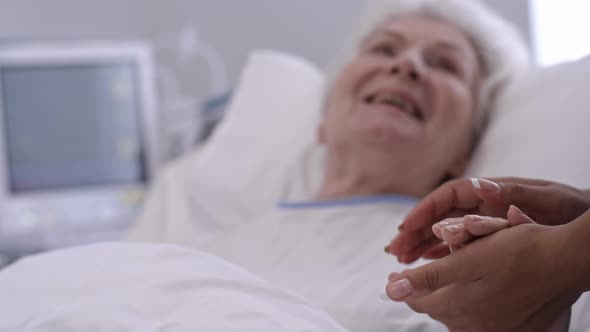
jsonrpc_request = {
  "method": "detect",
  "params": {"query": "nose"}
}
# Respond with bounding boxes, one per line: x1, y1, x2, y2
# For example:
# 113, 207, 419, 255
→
389, 55, 421, 81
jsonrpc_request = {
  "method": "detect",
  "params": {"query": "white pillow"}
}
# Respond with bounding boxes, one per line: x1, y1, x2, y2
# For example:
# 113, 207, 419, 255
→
466, 55, 590, 188
192, 49, 590, 209
188, 50, 325, 228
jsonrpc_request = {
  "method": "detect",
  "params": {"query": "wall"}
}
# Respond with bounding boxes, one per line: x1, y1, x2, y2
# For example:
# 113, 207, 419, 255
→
0, 0, 531, 104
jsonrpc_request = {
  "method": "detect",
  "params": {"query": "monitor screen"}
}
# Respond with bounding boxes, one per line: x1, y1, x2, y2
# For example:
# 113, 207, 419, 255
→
0, 63, 147, 192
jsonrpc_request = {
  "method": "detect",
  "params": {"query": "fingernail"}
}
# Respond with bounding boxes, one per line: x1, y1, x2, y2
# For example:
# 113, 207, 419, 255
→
398, 223, 405, 231
509, 205, 527, 219
466, 214, 484, 222
388, 272, 402, 283
470, 178, 500, 193
443, 224, 462, 235
380, 292, 391, 301
432, 221, 448, 233
386, 278, 414, 300
508, 205, 535, 225
509, 205, 523, 215
384, 245, 390, 254
398, 255, 410, 264
433, 221, 449, 228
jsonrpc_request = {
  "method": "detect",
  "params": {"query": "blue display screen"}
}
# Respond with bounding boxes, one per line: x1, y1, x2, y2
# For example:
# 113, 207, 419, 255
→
0, 63, 147, 192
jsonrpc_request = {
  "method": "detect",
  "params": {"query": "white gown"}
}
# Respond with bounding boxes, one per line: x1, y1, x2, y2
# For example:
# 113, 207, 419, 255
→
203, 196, 447, 332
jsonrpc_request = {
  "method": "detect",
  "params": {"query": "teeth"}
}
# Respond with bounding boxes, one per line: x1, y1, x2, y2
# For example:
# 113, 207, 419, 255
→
384, 96, 412, 112
371, 93, 421, 119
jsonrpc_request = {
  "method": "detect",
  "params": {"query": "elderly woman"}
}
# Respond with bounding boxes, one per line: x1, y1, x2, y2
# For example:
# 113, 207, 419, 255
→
319, 16, 481, 199
315, 0, 527, 200
0, 1, 532, 332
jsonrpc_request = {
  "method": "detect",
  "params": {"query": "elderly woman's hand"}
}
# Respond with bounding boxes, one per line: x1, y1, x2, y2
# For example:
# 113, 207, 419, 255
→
386, 177, 590, 263
431, 204, 534, 252
384, 208, 587, 332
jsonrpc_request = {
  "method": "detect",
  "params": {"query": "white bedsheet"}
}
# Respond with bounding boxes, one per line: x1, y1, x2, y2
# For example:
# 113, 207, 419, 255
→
0, 243, 347, 332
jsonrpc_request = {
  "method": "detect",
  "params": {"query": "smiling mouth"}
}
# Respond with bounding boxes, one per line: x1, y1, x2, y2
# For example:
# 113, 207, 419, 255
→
363, 93, 424, 121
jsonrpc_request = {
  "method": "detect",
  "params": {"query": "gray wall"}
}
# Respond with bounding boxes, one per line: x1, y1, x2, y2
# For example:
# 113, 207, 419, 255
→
0, 0, 531, 103
487, 0, 531, 44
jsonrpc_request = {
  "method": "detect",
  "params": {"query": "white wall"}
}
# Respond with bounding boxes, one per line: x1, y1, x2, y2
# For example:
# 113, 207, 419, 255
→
0, 0, 531, 101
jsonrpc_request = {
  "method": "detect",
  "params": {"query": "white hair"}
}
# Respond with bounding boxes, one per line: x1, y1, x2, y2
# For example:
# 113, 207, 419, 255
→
330, 0, 531, 134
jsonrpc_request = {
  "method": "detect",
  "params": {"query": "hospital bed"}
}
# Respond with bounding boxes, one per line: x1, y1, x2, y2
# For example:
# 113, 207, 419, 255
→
2, 49, 590, 331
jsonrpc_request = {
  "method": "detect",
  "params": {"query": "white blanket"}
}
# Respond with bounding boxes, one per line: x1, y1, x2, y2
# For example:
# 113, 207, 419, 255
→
0, 243, 347, 332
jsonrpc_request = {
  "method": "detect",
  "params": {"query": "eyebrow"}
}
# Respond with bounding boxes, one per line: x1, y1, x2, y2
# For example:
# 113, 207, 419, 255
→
380, 29, 405, 39
433, 41, 469, 57
368, 29, 469, 55
369, 29, 407, 43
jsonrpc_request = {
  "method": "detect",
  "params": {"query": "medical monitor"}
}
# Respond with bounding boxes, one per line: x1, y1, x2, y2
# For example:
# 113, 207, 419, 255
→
0, 42, 160, 256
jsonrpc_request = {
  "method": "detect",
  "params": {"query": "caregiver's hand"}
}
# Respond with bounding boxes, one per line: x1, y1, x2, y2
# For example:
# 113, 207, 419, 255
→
385, 209, 590, 332
421, 206, 571, 332
387, 177, 590, 263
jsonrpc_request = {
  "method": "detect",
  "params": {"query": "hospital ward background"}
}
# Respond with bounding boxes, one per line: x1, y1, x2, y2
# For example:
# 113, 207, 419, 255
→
0, 0, 589, 331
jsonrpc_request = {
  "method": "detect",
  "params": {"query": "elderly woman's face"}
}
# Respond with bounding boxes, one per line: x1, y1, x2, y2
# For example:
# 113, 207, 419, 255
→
320, 15, 481, 182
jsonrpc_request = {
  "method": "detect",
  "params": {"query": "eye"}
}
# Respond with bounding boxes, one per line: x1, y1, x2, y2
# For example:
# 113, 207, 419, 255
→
371, 43, 398, 57
428, 54, 459, 74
